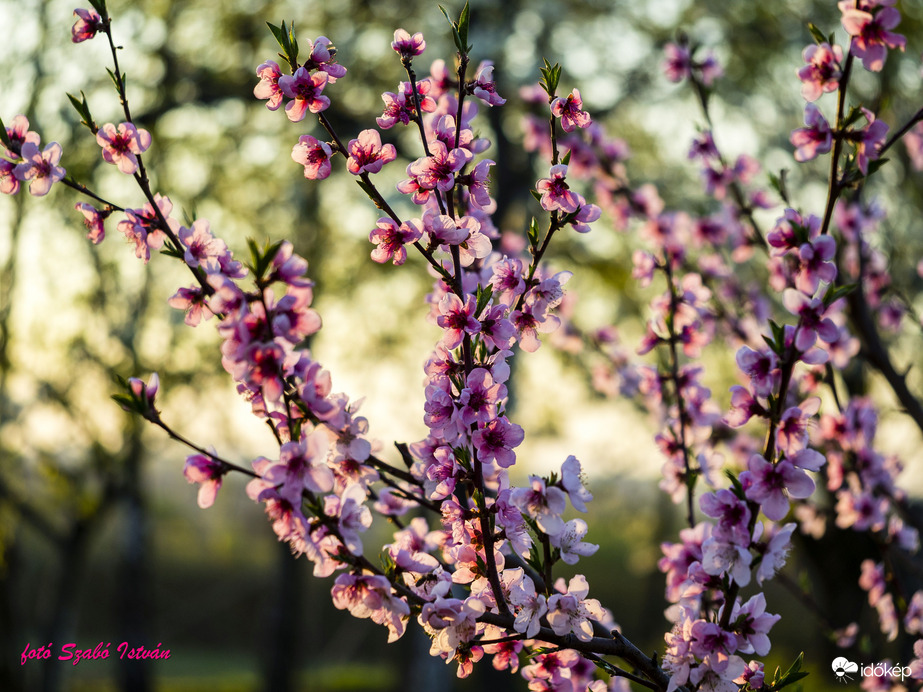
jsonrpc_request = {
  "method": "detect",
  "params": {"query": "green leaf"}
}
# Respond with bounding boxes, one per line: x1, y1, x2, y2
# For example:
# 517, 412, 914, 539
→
457, 2, 470, 52
865, 157, 889, 177
768, 168, 790, 205
807, 23, 827, 46
88, 0, 108, 18
0, 115, 11, 151
267, 21, 285, 46
528, 217, 540, 247
106, 66, 121, 93
529, 189, 542, 203
474, 284, 493, 318
823, 282, 856, 307
561, 149, 572, 166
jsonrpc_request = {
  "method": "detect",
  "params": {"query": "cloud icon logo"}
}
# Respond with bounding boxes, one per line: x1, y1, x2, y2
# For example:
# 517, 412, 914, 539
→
832, 657, 859, 683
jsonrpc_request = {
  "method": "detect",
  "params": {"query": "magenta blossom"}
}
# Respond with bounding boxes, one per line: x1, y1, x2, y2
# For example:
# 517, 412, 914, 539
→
13, 141, 65, 196
254, 60, 284, 110
550, 89, 591, 133
346, 129, 397, 175
436, 293, 480, 348
407, 140, 472, 191
96, 122, 152, 175
743, 454, 815, 521
662, 43, 692, 82
470, 63, 506, 106
369, 217, 423, 265
840, 3, 906, 71
184, 452, 226, 509
71, 8, 103, 43
292, 135, 333, 179
536, 164, 580, 213
391, 28, 425, 58
3, 115, 40, 159
798, 42, 843, 101
791, 103, 832, 162
279, 67, 330, 122
302, 37, 347, 82
854, 107, 889, 175
76, 202, 105, 244
472, 416, 524, 468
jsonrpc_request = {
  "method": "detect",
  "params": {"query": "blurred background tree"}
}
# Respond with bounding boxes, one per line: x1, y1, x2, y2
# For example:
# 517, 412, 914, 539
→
2, 0, 923, 690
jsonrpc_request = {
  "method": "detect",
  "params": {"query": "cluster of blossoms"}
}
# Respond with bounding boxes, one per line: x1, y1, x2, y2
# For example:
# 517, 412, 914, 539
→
8, 0, 923, 690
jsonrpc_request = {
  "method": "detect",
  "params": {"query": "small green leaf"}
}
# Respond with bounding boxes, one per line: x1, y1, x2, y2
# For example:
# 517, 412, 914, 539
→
87, 0, 108, 18
865, 157, 889, 177
529, 189, 542, 203
823, 282, 856, 307
457, 2, 470, 52
768, 168, 790, 205
528, 216, 540, 247
807, 23, 827, 46
0, 115, 11, 151
106, 66, 120, 92
474, 283, 493, 318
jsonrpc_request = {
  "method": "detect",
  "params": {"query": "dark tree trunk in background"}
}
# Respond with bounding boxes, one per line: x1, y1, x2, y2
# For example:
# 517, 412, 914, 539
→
118, 431, 152, 692
263, 541, 302, 692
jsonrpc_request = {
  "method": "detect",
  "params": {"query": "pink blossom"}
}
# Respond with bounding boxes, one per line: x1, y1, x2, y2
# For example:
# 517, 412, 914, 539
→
408, 140, 472, 192
96, 122, 152, 175
3, 115, 40, 159
470, 63, 505, 106
700, 489, 751, 547
794, 235, 838, 294
0, 160, 18, 196
783, 289, 839, 351
702, 535, 753, 586
790, 103, 832, 162
253, 60, 284, 110
303, 37, 347, 82
510, 476, 567, 536
855, 107, 889, 175
735, 346, 780, 397
776, 398, 821, 455
292, 135, 333, 179
725, 385, 767, 428
549, 518, 599, 564
76, 202, 105, 244
798, 42, 843, 101
183, 452, 225, 508
560, 455, 593, 512
743, 454, 815, 520
325, 483, 372, 555
369, 217, 423, 265
178, 218, 228, 272
117, 194, 174, 262
840, 3, 906, 71
550, 89, 591, 133
13, 141, 65, 196
168, 286, 212, 326
262, 431, 334, 504
278, 67, 330, 122
472, 416, 524, 468
536, 164, 580, 213
391, 28, 425, 58
546, 574, 606, 642
436, 293, 480, 349
457, 367, 505, 426
71, 8, 103, 43
754, 522, 795, 584
662, 43, 692, 82
727, 593, 780, 656
346, 129, 397, 175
